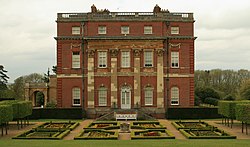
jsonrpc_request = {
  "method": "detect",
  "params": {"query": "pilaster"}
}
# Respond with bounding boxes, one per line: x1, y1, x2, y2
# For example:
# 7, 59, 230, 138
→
109, 48, 118, 107
156, 48, 165, 108
87, 49, 95, 108
133, 48, 141, 107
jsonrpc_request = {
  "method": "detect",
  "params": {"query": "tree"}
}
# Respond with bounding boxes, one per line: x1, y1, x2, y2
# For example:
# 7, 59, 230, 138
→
195, 87, 220, 103
11, 76, 25, 99
35, 91, 44, 106
52, 65, 57, 74
24, 73, 43, 83
0, 65, 9, 90
195, 69, 250, 99
42, 68, 50, 83
11, 73, 44, 100
239, 79, 250, 100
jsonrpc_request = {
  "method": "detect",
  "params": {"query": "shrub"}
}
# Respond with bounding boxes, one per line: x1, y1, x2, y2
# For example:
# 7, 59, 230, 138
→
194, 95, 200, 106
204, 97, 219, 106
46, 100, 57, 108
195, 87, 220, 103
223, 95, 235, 101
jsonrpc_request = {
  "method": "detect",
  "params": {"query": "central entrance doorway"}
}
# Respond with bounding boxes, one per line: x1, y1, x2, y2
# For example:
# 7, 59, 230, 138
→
121, 86, 131, 109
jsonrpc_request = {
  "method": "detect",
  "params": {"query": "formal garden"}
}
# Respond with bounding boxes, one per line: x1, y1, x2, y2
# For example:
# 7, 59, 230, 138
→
0, 100, 250, 147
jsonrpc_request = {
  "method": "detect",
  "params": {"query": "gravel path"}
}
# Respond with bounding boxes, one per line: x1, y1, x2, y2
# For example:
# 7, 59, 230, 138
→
63, 119, 93, 140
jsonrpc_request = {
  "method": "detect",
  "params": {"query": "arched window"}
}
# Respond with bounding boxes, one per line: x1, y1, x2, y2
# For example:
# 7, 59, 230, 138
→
171, 87, 179, 105
72, 87, 80, 106
98, 86, 107, 106
144, 85, 153, 106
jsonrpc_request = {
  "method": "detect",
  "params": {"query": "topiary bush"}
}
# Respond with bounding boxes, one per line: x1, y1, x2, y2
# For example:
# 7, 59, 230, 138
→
235, 104, 250, 123
218, 101, 236, 119
0, 100, 32, 119
0, 105, 13, 125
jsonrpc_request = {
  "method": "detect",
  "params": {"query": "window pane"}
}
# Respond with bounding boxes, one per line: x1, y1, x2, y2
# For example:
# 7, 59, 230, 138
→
171, 27, 179, 34
72, 27, 80, 35
72, 52, 80, 68
121, 51, 130, 67
144, 51, 153, 67
171, 87, 179, 105
98, 26, 106, 34
126, 92, 130, 105
98, 87, 107, 106
72, 88, 80, 106
121, 26, 129, 34
171, 52, 179, 68
145, 89, 153, 105
98, 52, 107, 68
121, 92, 125, 104
144, 26, 152, 34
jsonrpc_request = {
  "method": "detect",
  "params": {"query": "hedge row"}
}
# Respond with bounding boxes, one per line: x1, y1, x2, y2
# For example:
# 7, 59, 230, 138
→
235, 104, 250, 123
30, 108, 83, 119
218, 101, 236, 119
0, 100, 32, 121
167, 107, 221, 119
0, 105, 13, 125
218, 100, 250, 119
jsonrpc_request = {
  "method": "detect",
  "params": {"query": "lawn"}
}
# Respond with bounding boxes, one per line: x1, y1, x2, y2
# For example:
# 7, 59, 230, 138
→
1, 140, 250, 147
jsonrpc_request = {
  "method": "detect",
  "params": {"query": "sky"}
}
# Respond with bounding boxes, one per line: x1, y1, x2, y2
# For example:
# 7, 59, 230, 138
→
0, 0, 250, 83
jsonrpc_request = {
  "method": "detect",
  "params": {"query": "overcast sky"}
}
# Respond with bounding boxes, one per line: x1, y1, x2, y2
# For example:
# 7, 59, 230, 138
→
1, 0, 250, 83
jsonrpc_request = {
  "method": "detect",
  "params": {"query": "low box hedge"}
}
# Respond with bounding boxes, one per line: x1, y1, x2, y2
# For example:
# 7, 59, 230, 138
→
131, 129, 175, 139
179, 128, 236, 139
86, 121, 120, 130
171, 121, 213, 130
131, 121, 166, 129
35, 121, 79, 131
74, 129, 118, 140
12, 129, 70, 140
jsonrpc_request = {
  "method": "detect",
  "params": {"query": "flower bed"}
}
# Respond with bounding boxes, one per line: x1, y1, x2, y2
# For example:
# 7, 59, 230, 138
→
12, 129, 70, 140
74, 129, 118, 140
86, 121, 120, 130
36, 121, 79, 131
131, 129, 175, 139
131, 121, 166, 129
172, 121, 213, 130
179, 128, 236, 139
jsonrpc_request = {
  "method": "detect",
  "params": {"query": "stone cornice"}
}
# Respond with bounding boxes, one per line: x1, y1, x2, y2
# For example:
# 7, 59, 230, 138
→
55, 36, 197, 41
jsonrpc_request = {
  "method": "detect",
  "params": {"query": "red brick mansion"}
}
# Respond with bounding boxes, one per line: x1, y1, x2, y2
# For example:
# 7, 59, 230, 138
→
55, 5, 195, 118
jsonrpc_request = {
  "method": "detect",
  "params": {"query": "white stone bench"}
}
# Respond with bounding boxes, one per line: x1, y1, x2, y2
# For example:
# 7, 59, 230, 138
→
115, 113, 137, 121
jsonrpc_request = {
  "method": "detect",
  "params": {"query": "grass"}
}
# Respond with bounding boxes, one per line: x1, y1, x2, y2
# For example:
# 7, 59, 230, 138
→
0, 140, 250, 147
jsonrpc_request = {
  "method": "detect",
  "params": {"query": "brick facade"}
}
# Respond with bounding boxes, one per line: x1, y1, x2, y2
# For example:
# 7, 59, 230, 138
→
55, 5, 196, 118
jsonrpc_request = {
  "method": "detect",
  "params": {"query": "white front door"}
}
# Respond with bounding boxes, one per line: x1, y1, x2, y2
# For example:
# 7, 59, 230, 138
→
121, 87, 131, 109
